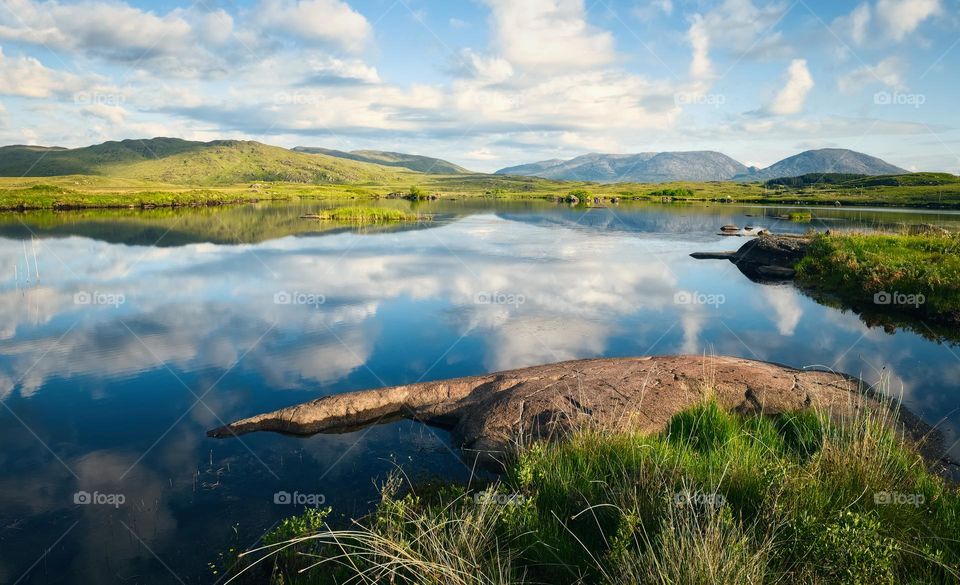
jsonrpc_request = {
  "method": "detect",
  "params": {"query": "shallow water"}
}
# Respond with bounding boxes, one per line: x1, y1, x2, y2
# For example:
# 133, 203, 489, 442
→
1, 200, 959, 584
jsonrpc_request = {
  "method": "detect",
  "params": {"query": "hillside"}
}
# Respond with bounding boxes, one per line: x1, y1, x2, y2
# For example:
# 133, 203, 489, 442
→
294, 147, 470, 174
741, 149, 906, 181
496, 151, 748, 183
0, 138, 412, 185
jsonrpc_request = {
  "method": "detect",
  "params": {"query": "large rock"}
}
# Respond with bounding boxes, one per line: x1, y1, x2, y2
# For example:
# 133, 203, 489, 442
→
206, 356, 929, 464
691, 234, 810, 281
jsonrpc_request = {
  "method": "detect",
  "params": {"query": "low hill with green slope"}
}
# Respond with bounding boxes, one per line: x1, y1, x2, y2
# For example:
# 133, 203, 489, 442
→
0, 138, 414, 185
294, 146, 470, 174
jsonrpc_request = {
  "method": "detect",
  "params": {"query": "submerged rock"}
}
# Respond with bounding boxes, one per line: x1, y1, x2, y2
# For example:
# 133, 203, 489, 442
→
206, 355, 936, 465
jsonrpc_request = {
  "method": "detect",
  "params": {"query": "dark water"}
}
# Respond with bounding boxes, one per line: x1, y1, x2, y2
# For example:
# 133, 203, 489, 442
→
1, 200, 959, 584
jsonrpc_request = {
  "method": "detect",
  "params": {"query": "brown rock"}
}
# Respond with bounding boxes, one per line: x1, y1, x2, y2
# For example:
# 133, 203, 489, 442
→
207, 356, 916, 463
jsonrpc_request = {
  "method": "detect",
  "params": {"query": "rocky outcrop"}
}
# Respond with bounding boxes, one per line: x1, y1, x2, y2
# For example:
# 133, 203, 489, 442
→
207, 356, 922, 464
691, 234, 811, 281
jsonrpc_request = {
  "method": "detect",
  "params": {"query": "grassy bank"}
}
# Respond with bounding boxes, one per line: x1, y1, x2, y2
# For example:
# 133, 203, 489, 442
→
308, 206, 426, 223
231, 401, 959, 584
796, 231, 960, 325
4, 172, 960, 211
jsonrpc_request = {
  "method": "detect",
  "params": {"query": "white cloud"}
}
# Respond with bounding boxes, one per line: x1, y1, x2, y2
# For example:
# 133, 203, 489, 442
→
837, 57, 907, 93
695, 0, 791, 59
876, 0, 941, 41
836, 3, 872, 46
0, 47, 80, 98
688, 15, 712, 80
767, 59, 814, 115
634, 0, 673, 21
257, 0, 372, 52
482, 0, 615, 72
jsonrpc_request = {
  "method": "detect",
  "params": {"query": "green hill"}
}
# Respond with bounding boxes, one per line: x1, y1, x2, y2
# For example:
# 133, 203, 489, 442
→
0, 138, 413, 185
294, 146, 470, 174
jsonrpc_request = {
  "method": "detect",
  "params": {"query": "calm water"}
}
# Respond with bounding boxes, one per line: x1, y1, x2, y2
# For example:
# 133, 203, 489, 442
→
2, 200, 959, 584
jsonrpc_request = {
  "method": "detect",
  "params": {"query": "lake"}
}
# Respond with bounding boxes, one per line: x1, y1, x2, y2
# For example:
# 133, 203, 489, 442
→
2, 200, 959, 584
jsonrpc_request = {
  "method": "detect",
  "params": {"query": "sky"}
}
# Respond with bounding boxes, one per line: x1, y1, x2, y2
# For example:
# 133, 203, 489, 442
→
0, 0, 958, 172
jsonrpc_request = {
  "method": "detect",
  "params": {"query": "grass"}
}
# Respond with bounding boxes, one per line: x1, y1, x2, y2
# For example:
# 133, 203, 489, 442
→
228, 400, 959, 585
788, 211, 813, 222
796, 231, 960, 325
3, 170, 960, 210
309, 206, 425, 223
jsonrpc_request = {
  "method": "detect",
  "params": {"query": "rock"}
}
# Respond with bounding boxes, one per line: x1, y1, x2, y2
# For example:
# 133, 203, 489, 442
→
692, 234, 810, 282
207, 356, 899, 464
566, 195, 580, 204
757, 265, 796, 278
720, 224, 739, 232
611, 197, 620, 204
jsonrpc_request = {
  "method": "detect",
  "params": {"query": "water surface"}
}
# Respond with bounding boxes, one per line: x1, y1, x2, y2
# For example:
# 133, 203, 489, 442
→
1, 200, 959, 584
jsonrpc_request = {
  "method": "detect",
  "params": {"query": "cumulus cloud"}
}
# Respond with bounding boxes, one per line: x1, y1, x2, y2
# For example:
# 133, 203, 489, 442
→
0, 47, 81, 98
767, 59, 814, 116
837, 57, 907, 93
257, 0, 372, 52
875, 0, 941, 41
694, 0, 792, 59
688, 15, 712, 80
835, 2, 872, 46
481, 0, 615, 72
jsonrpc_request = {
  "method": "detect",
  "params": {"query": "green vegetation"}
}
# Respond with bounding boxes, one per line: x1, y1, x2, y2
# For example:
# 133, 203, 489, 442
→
765, 173, 869, 188
787, 211, 813, 222
233, 401, 959, 585
649, 187, 695, 197
311, 206, 425, 223
796, 231, 960, 325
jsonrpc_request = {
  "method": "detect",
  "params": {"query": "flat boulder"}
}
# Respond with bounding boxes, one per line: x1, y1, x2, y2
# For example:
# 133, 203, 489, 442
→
207, 356, 930, 463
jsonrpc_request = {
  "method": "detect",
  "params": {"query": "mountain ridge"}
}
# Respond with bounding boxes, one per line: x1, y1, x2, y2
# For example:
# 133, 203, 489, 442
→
0, 138, 413, 185
497, 148, 907, 183
293, 146, 471, 174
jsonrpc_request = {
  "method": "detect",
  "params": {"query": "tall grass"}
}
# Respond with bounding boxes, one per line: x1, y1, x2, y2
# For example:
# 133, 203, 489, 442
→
228, 399, 959, 585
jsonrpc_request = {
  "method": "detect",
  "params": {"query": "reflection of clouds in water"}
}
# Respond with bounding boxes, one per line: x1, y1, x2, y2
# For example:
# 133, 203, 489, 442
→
760, 285, 803, 336
0, 216, 682, 396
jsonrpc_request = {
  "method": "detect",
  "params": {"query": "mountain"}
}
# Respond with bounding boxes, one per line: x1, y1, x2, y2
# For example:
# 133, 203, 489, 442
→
294, 147, 470, 174
495, 151, 749, 183
739, 149, 907, 181
0, 138, 411, 185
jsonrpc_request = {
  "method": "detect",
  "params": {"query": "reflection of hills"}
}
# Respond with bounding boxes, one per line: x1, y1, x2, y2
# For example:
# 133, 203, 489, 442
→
496, 206, 743, 240
0, 204, 446, 246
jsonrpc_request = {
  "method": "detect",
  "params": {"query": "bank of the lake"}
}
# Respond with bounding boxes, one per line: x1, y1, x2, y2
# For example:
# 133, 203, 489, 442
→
796, 230, 960, 326
234, 400, 960, 585
4, 173, 960, 211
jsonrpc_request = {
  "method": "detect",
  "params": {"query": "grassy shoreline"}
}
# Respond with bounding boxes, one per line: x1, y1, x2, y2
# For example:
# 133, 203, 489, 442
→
227, 401, 958, 584
4, 173, 960, 211
796, 231, 960, 326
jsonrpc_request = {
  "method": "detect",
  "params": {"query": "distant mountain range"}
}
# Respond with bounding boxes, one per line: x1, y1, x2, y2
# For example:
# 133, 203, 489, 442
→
293, 147, 470, 174
497, 151, 748, 183
497, 148, 907, 183
0, 138, 912, 185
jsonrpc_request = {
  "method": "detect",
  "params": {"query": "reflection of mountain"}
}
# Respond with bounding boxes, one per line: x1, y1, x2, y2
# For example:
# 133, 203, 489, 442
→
0, 203, 447, 246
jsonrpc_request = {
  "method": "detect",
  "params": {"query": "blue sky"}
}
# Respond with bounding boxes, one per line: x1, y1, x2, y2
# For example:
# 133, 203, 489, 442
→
0, 0, 958, 172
